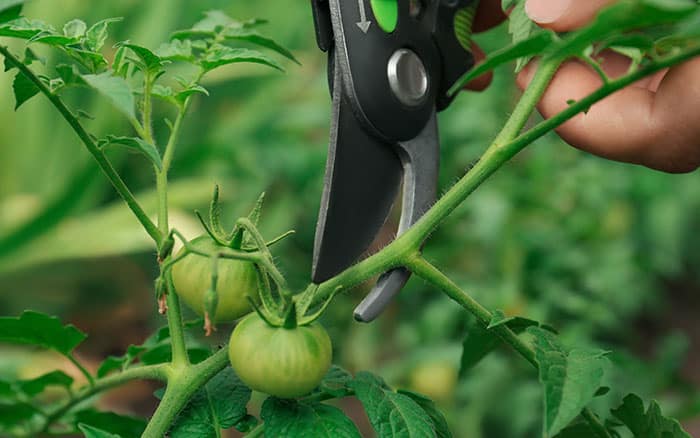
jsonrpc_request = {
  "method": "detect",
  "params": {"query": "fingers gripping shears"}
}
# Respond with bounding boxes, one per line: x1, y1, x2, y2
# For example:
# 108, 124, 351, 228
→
310, 0, 477, 322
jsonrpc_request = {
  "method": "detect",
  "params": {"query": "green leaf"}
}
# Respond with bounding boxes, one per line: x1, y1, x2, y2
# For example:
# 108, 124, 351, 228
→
487, 309, 540, 330
507, 1, 539, 71
85, 18, 122, 52
200, 46, 284, 72
82, 72, 135, 120
12, 70, 39, 110
459, 324, 501, 375
19, 370, 73, 396
55, 63, 85, 87
78, 423, 121, 438
156, 39, 194, 62
449, 31, 555, 95
554, 422, 597, 438
398, 390, 452, 438
170, 367, 251, 437
0, 311, 86, 355
318, 365, 354, 398
0, 0, 22, 24
97, 345, 147, 378
0, 401, 39, 428
460, 313, 543, 375
261, 397, 361, 438
118, 42, 164, 73
349, 372, 436, 438
29, 33, 79, 47
223, 28, 300, 64
63, 47, 108, 72
74, 410, 146, 437
611, 394, 691, 438
549, 0, 697, 59
529, 327, 609, 437
99, 136, 162, 170
0, 17, 52, 39
63, 19, 87, 39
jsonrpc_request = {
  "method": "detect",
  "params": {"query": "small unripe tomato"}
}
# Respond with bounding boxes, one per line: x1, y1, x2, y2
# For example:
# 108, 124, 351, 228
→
171, 235, 257, 322
228, 313, 332, 398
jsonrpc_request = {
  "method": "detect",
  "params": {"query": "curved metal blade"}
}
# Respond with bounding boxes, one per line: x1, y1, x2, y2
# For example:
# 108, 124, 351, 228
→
354, 111, 439, 322
312, 68, 403, 283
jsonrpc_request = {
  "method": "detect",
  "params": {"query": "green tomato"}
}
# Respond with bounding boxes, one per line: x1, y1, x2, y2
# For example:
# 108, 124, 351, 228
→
228, 313, 332, 398
171, 235, 257, 322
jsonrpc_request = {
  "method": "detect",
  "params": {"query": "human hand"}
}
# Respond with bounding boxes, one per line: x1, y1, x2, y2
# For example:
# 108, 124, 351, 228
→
469, 0, 700, 173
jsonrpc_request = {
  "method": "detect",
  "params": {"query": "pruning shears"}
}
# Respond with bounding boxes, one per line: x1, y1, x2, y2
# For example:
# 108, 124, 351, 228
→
310, 0, 477, 322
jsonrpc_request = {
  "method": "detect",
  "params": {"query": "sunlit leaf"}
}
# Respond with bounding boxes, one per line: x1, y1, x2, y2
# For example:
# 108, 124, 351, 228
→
117, 42, 164, 74
0, 17, 52, 39
63, 19, 86, 39
84, 17, 122, 52
200, 46, 283, 72
82, 72, 135, 119
99, 136, 162, 170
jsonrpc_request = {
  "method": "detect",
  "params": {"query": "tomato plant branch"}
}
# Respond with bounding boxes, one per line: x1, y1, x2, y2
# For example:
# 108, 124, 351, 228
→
66, 354, 95, 387
312, 57, 563, 304
407, 255, 612, 438
0, 45, 162, 245
142, 347, 230, 438
40, 364, 168, 434
512, 44, 700, 154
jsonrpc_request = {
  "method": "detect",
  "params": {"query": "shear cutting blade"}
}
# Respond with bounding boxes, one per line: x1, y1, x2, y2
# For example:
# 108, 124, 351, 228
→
312, 87, 403, 283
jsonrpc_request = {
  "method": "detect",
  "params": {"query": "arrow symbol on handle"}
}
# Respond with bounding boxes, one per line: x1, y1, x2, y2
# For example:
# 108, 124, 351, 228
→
356, 0, 372, 33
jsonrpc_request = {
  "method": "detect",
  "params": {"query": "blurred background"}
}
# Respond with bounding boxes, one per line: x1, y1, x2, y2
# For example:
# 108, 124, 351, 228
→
1, 1, 699, 436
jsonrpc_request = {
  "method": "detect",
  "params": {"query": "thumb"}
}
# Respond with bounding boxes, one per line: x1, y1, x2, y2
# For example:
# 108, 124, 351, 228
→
525, 0, 617, 32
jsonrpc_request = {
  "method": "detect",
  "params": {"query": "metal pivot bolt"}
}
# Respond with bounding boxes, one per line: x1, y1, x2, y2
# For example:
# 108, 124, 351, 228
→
387, 49, 429, 107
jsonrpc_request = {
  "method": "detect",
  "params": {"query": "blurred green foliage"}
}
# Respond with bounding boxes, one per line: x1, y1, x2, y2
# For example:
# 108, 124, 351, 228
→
0, 1, 699, 437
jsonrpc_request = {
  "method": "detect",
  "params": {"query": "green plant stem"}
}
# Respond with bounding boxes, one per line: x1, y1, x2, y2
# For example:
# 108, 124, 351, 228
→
0, 45, 162, 245
67, 354, 95, 387
165, 277, 189, 367
41, 364, 167, 434
142, 347, 230, 438
245, 424, 265, 437
407, 255, 536, 366
407, 255, 611, 438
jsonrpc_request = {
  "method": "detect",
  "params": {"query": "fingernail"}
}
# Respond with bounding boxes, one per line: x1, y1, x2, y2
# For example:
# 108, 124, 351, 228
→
525, 0, 572, 24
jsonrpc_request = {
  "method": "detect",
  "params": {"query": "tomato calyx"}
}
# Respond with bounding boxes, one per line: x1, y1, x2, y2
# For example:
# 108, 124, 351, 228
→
195, 185, 294, 252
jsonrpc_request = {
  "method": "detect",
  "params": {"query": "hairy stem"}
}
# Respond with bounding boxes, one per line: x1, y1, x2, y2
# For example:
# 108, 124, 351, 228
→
41, 364, 168, 434
142, 347, 230, 438
0, 45, 162, 245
